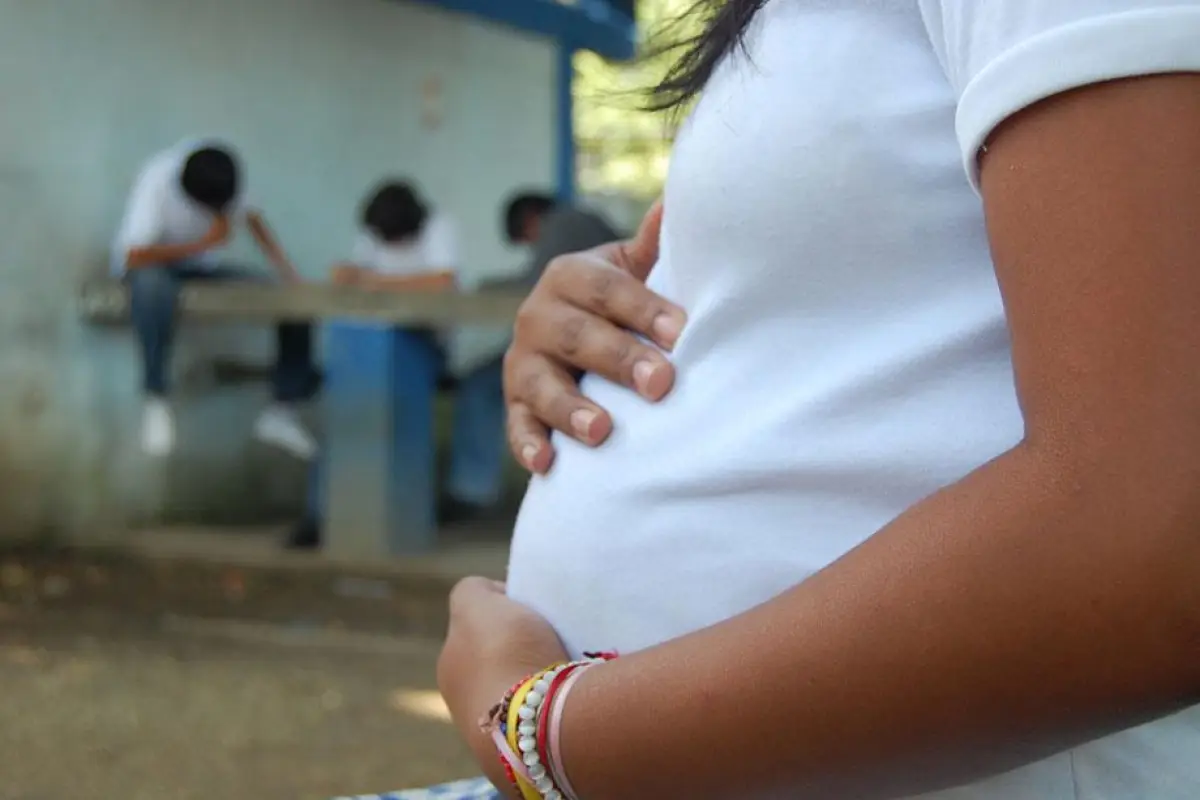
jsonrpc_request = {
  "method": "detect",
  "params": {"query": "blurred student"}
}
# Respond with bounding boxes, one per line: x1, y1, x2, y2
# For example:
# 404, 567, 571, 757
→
291, 181, 492, 548
330, 180, 457, 291
497, 190, 622, 290
112, 138, 317, 459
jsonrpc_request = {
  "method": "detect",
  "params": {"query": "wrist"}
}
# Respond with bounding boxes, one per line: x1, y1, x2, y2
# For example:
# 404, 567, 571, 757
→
479, 653, 617, 800
466, 726, 521, 798
463, 668, 540, 796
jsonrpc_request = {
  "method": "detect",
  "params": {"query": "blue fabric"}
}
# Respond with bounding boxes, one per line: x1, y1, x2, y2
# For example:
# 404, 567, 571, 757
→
446, 357, 506, 506
332, 777, 500, 800
126, 261, 316, 400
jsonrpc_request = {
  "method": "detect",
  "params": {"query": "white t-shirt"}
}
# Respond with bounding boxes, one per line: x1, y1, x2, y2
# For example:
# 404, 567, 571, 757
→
350, 211, 459, 280
111, 139, 246, 275
507, 2, 1200, 797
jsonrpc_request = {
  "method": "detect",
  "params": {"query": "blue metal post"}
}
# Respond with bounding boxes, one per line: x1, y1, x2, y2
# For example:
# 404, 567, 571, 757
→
556, 41, 577, 204
322, 323, 439, 557
407, 0, 636, 61
387, 329, 440, 551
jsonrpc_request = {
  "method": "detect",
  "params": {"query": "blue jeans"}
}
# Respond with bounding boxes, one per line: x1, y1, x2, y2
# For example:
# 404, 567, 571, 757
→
126, 262, 316, 401
445, 355, 506, 506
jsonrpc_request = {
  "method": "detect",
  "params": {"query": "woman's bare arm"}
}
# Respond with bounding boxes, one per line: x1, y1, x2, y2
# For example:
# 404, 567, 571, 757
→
561, 73, 1200, 799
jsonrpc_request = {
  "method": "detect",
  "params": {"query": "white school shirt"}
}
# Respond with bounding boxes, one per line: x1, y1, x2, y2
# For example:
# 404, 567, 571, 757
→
349, 211, 459, 280
506, 2, 1200, 797
111, 138, 247, 275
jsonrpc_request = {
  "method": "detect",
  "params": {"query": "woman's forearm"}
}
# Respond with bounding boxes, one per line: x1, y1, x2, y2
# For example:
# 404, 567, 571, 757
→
561, 443, 1200, 799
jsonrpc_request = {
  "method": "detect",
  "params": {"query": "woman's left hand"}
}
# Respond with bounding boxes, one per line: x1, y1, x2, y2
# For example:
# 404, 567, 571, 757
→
437, 577, 569, 787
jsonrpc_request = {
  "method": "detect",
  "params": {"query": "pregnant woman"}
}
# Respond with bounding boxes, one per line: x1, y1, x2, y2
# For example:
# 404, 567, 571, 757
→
422, 2, 1200, 799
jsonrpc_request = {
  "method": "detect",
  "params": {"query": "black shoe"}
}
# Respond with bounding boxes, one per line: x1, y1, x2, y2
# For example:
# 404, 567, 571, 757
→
285, 517, 321, 550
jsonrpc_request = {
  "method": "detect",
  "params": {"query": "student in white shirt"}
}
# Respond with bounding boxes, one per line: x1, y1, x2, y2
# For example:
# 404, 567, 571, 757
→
113, 139, 317, 459
330, 180, 457, 292
335, 181, 509, 519
290, 182, 507, 549
424, 1, 1200, 799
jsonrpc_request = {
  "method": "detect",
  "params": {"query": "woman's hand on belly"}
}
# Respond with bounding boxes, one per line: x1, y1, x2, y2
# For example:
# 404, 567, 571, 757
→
504, 200, 686, 474
437, 577, 568, 792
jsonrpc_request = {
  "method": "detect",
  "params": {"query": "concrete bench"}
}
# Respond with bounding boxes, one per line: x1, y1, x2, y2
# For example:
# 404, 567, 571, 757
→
78, 277, 522, 327
78, 277, 522, 558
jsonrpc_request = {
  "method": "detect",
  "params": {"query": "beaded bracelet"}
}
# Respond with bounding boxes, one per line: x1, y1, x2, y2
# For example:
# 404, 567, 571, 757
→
481, 666, 564, 796
523, 662, 586, 798
504, 666, 565, 800
484, 652, 617, 800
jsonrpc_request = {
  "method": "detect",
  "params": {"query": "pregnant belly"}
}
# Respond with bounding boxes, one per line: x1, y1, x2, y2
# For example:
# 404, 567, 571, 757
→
504, 377, 900, 658
504, 344, 1022, 658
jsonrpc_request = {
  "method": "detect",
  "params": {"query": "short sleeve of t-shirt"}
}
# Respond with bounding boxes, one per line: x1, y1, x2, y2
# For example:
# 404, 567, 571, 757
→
918, 1, 1200, 188
419, 212, 459, 272
113, 157, 170, 257
350, 232, 379, 267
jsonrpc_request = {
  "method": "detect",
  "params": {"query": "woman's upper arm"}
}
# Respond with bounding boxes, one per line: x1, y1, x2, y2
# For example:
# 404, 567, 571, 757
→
981, 74, 1200, 484
920, 0, 1200, 472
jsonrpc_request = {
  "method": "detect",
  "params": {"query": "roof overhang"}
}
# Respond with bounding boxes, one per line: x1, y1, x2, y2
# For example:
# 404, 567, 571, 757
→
407, 0, 637, 60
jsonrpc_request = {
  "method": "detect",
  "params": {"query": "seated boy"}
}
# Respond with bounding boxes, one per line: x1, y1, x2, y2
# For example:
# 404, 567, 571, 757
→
113, 139, 318, 458
330, 180, 458, 292
291, 183, 497, 548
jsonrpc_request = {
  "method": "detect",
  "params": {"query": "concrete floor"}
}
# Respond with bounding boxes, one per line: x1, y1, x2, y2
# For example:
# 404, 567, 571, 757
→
122, 525, 509, 583
0, 531, 508, 800
0, 607, 481, 800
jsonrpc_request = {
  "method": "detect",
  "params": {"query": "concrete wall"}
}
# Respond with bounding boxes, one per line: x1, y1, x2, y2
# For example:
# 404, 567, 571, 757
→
0, 0, 555, 541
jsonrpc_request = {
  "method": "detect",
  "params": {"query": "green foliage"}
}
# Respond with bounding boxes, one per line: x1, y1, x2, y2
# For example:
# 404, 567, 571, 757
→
573, 0, 701, 201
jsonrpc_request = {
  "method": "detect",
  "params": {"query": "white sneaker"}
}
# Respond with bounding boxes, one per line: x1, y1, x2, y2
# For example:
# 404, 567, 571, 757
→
141, 398, 175, 457
254, 405, 316, 460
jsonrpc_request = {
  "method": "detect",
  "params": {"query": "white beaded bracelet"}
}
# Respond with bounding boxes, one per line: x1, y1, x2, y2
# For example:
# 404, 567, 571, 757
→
512, 654, 612, 800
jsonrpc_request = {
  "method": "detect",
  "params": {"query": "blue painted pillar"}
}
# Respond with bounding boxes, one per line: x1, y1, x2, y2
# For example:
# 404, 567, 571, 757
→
322, 323, 440, 557
556, 40, 577, 203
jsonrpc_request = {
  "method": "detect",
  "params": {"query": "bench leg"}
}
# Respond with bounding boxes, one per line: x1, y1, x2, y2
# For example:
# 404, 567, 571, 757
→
323, 323, 439, 557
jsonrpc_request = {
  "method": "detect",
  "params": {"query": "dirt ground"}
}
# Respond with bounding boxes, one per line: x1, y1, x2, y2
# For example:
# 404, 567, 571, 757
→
0, 553, 482, 800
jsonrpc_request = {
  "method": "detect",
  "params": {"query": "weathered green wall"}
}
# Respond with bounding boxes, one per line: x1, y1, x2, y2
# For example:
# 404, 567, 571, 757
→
0, 0, 555, 541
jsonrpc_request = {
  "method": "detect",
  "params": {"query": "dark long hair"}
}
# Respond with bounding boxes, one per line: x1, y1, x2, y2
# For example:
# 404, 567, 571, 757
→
650, 0, 767, 111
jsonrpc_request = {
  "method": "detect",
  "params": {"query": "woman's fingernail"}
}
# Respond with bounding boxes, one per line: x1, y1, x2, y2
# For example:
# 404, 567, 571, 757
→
633, 360, 657, 395
652, 313, 683, 347
570, 409, 598, 439
521, 444, 539, 467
